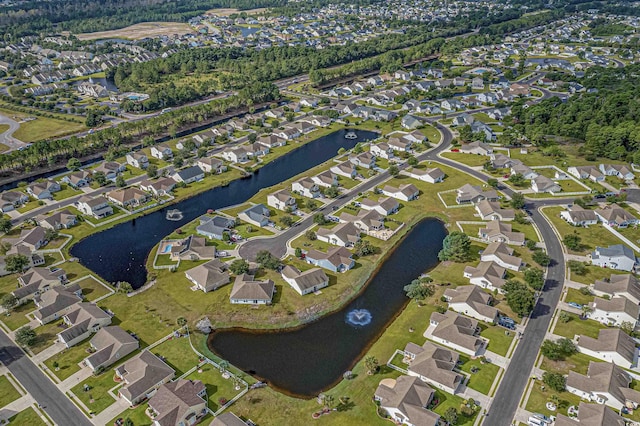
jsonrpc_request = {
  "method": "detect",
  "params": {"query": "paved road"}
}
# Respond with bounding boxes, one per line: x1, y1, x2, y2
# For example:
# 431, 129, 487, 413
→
0, 112, 27, 151
0, 331, 92, 426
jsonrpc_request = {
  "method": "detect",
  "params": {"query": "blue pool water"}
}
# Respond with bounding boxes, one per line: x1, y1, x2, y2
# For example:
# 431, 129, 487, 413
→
162, 244, 173, 253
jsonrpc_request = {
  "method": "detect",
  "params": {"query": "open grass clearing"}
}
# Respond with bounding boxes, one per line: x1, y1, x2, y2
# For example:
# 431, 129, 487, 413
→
0, 375, 21, 407
553, 311, 607, 340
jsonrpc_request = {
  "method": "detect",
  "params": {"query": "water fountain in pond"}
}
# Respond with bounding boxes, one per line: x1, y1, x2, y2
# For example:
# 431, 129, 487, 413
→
166, 209, 183, 221
346, 309, 372, 327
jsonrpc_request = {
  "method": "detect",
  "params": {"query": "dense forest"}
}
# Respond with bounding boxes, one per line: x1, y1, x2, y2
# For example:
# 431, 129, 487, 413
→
510, 65, 640, 162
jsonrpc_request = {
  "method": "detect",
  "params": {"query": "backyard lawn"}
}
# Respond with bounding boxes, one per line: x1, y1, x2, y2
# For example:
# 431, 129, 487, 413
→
540, 352, 599, 376
0, 375, 21, 407
185, 363, 244, 412
151, 335, 201, 376
76, 276, 112, 301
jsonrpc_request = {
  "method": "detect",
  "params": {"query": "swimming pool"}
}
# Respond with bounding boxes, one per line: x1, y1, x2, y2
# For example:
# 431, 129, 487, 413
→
162, 244, 173, 253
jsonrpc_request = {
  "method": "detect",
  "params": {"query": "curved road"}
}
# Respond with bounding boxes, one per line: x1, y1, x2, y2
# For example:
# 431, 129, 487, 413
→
0, 112, 26, 151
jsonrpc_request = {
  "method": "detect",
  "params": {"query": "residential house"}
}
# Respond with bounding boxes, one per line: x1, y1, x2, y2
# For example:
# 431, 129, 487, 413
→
229, 273, 275, 305
57, 302, 111, 348
360, 197, 399, 216
555, 402, 626, 426
387, 137, 413, 153
531, 175, 562, 194
429, 311, 485, 357
330, 161, 357, 179
599, 164, 634, 181
561, 205, 598, 227
238, 204, 271, 228
588, 296, 639, 327
84, 326, 139, 373
349, 153, 376, 170
475, 200, 515, 221
168, 236, 215, 261
480, 241, 522, 271
568, 166, 604, 182
33, 284, 82, 325
577, 329, 638, 369
374, 376, 440, 426
197, 157, 227, 174
458, 141, 492, 156
403, 340, 463, 395
196, 216, 235, 241
267, 189, 297, 212
116, 350, 176, 406
172, 166, 205, 184
27, 180, 60, 200
593, 274, 640, 305
478, 221, 525, 246
455, 184, 498, 204
317, 222, 361, 248
312, 171, 339, 188
566, 361, 640, 411
13, 267, 67, 304
444, 285, 499, 324
37, 210, 77, 230
406, 167, 445, 184
275, 128, 299, 141
591, 245, 637, 272
150, 145, 173, 160
0, 191, 29, 212
258, 134, 287, 148
464, 261, 506, 293
184, 259, 230, 293
125, 152, 149, 169
92, 162, 125, 181
381, 184, 419, 202
221, 147, 249, 164
139, 177, 176, 197
106, 188, 150, 208
147, 379, 207, 426
76, 196, 113, 219
452, 114, 474, 127
370, 143, 394, 160
490, 154, 518, 169
595, 204, 638, 228
292, 177, 321, 199
401, 115, 422, 130
281, 266, 329, 296
292, 121, 315, 134
7, 226, 47, 252
211, 413, 250, 426
510, 164, 538, 180
304, 246, 354, 273
61, 171, 91, 188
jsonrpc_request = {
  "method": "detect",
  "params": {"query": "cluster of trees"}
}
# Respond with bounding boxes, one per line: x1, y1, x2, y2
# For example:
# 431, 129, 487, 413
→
510, 64, 640, 162
540, 338, 577, 361
0, 82, 279, 175
438, 231, 471, 262
503, 280, 536, 317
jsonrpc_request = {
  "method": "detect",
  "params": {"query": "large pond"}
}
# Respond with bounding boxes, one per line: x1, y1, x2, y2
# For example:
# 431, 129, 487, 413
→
208, 218, 446, 397
70, 129, 378, 287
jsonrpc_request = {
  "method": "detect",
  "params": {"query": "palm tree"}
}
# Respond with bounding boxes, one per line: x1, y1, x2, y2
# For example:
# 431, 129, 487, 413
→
581, 304, 592, 319
323, 395, 334, 410
364, 356, 379, 375
218, 360, 229, 374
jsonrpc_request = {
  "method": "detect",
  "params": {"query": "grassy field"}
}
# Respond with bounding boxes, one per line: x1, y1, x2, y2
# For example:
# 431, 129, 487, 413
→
72, 370, 119, 415
440, 152, 489, 167
480, 324, 515, 357
458, 355, 500, 395
1, 301, 34, 330
31, 320, 65, 354
0, 375, 21, 407
565, 288, 594, 306
44, 340, 91, 381
0, 107, 86, 143
0, 124, 9, 134
77, 22, 194, 40
186, 363, 244, 411
525, 380, 582, 419
552, 311, 607, 339
76, 276, 112, 301
9, 407, 47, 426
151, 335, 200, 376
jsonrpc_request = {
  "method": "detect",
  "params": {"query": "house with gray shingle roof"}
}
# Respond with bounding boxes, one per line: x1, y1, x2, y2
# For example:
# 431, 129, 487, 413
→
84, 326, 139, 372
116, 350, 175, 406
229, 273, 275, 304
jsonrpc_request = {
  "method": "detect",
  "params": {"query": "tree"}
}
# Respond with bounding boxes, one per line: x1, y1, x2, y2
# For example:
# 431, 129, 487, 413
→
407, 156, 418, 166
324, 186, 340, 198
313, 213, 328, 225
279, 216, 294, 227
503, 280, 535, 316
404, 279, 435, 302
568, 260, 587, 275
541, 338, 577, 361
364, 356, 379, 375
256, 250, 281, 270
323, 394, 335, 409
510, 192, 525, 209
305, 230, 317, 240
354, 240, 375, 257
563, 233, 582, 251
177, 317, 187, 327
443, 407, 459, 425
1, 294, 17, 311
306, 200, 318, 210
524, 268, 545, 290
146, 164, 158, 178
295, 247, 303, 258
115, 175, 126, 188
117, 282, 133, 294
487, 178, 499, 188
15, 326, 36, 347
388, 164, 399, 177
5, 254, 29, 273
542, 372, 566, 392
532, 250, 551, 266
0, 217, 12, 234
438, 231, 471, 262
230, 259, 249, 275
248, 133, 257, 143
67, 157, 81, 171
508, 173, 526, 187
337, 147, 346, 155
44, 228, 59, 242
93, 171, 107, 186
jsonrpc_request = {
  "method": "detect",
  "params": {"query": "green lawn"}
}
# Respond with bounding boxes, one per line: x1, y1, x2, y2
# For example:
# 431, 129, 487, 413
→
568, 264, 628, 285
71, 370, 120, 415
421, 124, 441, 144
1, 301, 34, 331
52, 184, 82, 201
553, 311, 607, 339
151, 335, 200, 376
44, 340, 91, 381
480, 324, 515, 357
109, 402, 152, 426
0, 375, 21, 407
0, 107, 86, 143
8, 407, 47, 426
76, 276, 112, 301
31, 320, 65, 354
440, 152, 489, 167
525, 380, 582, 419
154, 254, 179, 267
540, 352, 599, 376
565, 288, 594, 306
458, 355, 500, 395
186, 363, 244, 411
17, 199, 44, 214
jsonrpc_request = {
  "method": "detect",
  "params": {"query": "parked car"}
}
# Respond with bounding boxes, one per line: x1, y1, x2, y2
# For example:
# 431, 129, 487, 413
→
567, 302, 582, 309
